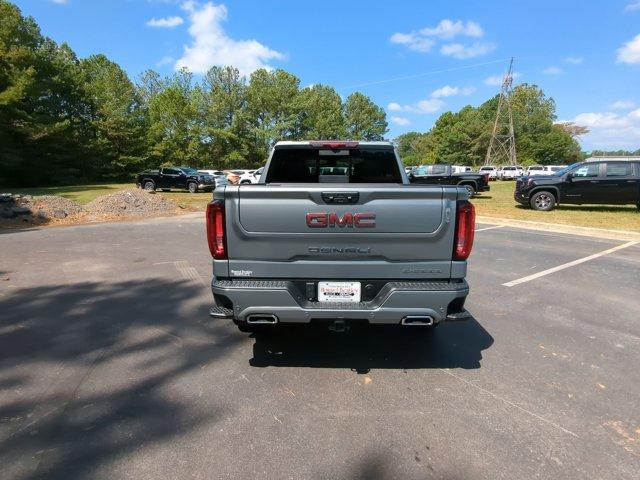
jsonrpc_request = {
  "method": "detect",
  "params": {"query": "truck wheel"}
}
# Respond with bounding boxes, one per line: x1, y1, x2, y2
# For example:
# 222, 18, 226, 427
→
461, 184, 475, 197
187, 182, 198, 194
143, 180, 155, 192
530, 191, 556, 211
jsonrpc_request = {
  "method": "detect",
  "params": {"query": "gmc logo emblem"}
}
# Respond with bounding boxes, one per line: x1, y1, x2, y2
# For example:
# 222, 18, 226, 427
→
306, 212, 376, 228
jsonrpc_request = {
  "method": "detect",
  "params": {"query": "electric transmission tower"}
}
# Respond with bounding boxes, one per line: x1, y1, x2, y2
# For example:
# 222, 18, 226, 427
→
484, 58, 517, 166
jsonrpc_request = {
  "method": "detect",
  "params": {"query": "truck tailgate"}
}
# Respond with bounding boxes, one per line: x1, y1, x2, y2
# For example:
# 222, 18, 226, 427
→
218, 184, 460, 280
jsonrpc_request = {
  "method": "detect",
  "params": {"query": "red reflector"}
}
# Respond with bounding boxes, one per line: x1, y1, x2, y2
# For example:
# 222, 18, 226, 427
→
454, 202, 475, 261
309, 141, 359, 149
206, 200, 227, 259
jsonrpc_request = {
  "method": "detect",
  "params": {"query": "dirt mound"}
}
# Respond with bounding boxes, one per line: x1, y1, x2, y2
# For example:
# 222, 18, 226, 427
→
0, 194, 83, 225
32, 195, 84, 219
85, 189, 179, 218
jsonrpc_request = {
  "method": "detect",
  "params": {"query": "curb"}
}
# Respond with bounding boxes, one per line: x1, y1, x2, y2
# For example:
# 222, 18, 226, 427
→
476, 216, 640, 242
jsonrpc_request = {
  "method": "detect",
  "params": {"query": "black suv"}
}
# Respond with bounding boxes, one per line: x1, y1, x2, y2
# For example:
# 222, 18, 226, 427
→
515, 159, 640, 211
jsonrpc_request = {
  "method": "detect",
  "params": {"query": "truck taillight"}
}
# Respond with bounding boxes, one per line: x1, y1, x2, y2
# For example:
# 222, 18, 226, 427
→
309, 141, 359, 149
454, 202, 475, 261
206, 200, 227, 259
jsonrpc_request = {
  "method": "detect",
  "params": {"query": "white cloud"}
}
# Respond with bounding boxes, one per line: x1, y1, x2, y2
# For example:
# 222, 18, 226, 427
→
419, 20, 484, 39
391, 116, 411, 126
624, 2, 640, 12
147, 16, 184, 28
484, 72, 520, 86
51, 0, 68, 4
542, 66, 563, 75
388, 98, 444, 114
568, 109, 640, 149
413, 98, 445, 113
431, 85, 476, 98
390, 19, 492, 58
563, 56, 583, 64
156, 55, 175, 67
610, 100, 636, 110
389, 33, 435, 52
175, 1, 284, 76
440, 42, 495, 59
617, 33, 640, 64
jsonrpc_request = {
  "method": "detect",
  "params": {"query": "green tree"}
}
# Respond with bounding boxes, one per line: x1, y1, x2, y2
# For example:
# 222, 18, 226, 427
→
343, 92, 387, 140
296, 85, 345, 140
81, 54, 146, 178
147, 69, 202, 166
245, 68, 301, 161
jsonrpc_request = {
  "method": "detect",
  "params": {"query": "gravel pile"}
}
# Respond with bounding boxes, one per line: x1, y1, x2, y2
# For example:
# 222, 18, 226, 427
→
84, 189, 179, 218
0, 193, 82, 221
32, 195, 83, 219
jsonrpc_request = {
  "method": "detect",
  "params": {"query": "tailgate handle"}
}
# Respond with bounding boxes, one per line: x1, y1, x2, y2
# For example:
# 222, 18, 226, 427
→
321, 192, 359, 204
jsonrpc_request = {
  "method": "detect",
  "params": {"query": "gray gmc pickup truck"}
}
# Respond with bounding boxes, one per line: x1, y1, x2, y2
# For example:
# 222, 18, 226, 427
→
207, 141, 475, 332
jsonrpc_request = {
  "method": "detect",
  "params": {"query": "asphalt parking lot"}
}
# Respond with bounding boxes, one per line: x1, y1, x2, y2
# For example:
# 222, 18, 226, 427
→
1, 215, 639, 480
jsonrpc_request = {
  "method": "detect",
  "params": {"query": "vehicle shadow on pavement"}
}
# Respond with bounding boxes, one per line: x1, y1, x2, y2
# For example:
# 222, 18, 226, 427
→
249, 315, 493, 373
0, 280, 242, 480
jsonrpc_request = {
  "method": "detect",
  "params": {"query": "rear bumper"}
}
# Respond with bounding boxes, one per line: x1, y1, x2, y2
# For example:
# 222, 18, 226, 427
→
211, 279, 469, 325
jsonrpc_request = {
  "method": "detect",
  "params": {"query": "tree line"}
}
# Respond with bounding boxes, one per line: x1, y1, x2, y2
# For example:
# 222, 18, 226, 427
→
2, 0, 598, 188
396, 84, 588, 167
0, 0, 387, 186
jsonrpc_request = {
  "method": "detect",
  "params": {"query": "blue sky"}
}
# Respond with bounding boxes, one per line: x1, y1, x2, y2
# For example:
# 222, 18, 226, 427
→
13, 0, 640, 150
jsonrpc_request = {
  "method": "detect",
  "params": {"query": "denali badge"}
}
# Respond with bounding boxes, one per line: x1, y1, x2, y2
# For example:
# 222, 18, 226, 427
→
306, 212, 376, 228
308, 247, 372, 254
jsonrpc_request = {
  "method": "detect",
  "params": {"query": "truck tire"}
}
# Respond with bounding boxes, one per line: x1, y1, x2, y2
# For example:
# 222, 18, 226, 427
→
530, 191, 556, 211
461, 184, 476, 197
143, 180, 155, 192
187, 182, 198, 194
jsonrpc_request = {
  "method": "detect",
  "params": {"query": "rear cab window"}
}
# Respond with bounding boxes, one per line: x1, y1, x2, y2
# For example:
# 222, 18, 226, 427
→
605, 162, 632, 177
413, 165, 448, 175
265, 145, 402, 184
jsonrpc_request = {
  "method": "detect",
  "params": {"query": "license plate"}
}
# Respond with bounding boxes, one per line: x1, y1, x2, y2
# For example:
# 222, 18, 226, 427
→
318, 282, 361, 303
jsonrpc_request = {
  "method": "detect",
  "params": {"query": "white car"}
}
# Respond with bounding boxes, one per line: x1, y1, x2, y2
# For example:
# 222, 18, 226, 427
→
526, 165, 547, 176
478, 165, 498, 180
452, 165, 472, 173
498, 165, 525, 180
525, 165, 568, 176
237, 169, 263, 184
197, 170, 228, 188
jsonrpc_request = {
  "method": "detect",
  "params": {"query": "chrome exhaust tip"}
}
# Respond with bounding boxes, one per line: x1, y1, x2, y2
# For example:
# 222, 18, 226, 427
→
401, 315, 435, 326
246, 314, 279, 325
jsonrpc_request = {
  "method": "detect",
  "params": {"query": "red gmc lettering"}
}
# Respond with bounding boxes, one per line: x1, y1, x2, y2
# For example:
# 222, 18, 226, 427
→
306, 212, 376, 228
353, 212, 376, 228
306, 213, 327, 228
328, 212, 353, 227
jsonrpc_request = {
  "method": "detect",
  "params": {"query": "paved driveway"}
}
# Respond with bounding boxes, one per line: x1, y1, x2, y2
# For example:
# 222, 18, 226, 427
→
1, 215, 639, 479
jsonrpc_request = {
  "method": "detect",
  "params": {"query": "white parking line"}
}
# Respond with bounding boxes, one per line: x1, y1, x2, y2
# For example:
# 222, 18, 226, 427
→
502, 241, 638, 287
475, 225, 504, 232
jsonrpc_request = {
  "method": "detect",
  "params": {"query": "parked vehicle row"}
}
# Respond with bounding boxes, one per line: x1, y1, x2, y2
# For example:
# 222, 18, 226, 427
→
136, 166, 266, 193
409, 164, 490, 197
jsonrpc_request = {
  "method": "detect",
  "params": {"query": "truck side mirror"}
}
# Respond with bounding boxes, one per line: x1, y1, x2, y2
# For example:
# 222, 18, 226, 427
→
565, 173, 573, 182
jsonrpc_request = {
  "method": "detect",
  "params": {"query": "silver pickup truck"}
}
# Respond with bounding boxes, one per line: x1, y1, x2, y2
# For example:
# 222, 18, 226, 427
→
207, 141, 475, 332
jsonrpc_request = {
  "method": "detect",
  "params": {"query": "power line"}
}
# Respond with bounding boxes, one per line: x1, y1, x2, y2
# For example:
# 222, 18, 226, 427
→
338, 58, 512, 90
